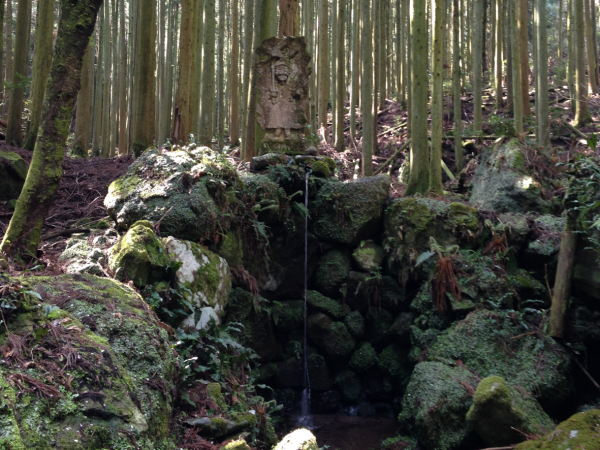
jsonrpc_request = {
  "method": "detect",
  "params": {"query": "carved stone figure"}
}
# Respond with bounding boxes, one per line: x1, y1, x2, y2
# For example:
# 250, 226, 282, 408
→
255, 37, 312, 155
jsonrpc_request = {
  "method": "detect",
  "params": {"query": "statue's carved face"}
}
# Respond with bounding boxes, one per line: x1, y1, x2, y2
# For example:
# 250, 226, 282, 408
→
274, 63, 290, 82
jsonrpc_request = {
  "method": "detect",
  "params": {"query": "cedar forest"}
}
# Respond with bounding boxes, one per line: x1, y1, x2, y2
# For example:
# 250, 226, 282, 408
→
0, 0, 599, 449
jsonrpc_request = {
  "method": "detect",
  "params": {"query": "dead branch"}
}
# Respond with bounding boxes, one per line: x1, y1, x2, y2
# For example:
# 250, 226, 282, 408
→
41, 228, 91, 241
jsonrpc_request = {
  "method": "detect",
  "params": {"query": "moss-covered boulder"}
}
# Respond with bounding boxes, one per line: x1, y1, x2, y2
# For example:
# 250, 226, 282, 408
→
104, 149, 225, 241
307, 313, 356, 362
427, 310, 572, 406
59, 232, 117, 277
400, 362, 480, 450
334, 369, 362, 402
344, 310, 365, 339
523, 215, 565, 272
313, 248, 352, 297
307, 290, 347, 320
352, 240, 385, 272
467, 376, 554, 446
0, 151, 27, 200
349, 342, 378, 373
108, 221, 172, 287
272, 300, 305, 332
364, 308, 394, 345
164, 237, 231, 329
515, 409, 600, 450
224, 288, 278, 361
470, 139, 552, 214
0, 274, 177, 450
274, 428, 319, 450
310, 175, 391, 246
377, 344, 412, 393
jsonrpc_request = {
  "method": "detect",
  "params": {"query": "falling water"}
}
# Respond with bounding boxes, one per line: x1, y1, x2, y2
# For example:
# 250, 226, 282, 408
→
298, 171, 313, 428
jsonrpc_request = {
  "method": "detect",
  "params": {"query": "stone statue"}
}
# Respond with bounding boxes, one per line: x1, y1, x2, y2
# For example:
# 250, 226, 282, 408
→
255, 37, 312, 155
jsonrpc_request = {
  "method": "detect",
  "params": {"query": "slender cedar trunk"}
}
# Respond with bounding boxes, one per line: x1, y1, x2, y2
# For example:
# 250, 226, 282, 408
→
230, 0, 240, 146
360, 0, 373, 176
73, 41, 93, 157
510, 0, 523, 133
173, 0, 197, 145
495, 0, 503, 110
317, 0, 329, 137
584, 0, 597, 93
405, 0, 429, 195
331, 0, 338, 144
92, 14, 104, 155
193, 0, 204, 139
453, 0, 463, 172
567, 0, 575, 111
558, 0, 563, 63
156, 0, 166, 146
0, 0, 4, 111
350, 0, 359, 138
118, 0, 127, 155
5, 0, 30, 146
335, 0, 345, 152
574, 0, 591, 125
109, 0, 119, 156
535, 0, 549, 148
0, 0, 103, 259
242, 0, 262, 161
131, 0, 156, 156
306, 0, 316, 130
378, 0, 386, 111
372, 0, 380, 153
166, 1, 177, 139
490, 0, 496, 83
241, 0, 254, 145
472, 0, 483, 132
406, 0, 412, 137
199, 0, 216, 146
23, 0, 55, 150
505, 3, 513, 112
4, 0, 13, 117
592, 1, 599, 87
517, 0, 530, 116
100, 0, 110, 157
126, 0, 136, 149
279, 0, 299, 36
549, 231, 577, 338
190, 0, 200, 140
430, 0, 444, 194
217, 0, 225, 150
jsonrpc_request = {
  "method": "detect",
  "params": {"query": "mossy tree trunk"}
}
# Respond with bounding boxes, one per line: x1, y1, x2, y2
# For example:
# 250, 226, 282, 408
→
23, 0, 56, 151
3, 0, 13, 116
534, 0, 549, 148
241, 0, 254, 145
360, 0, 373, 176
574, 0, 591, 126
131, 0, 156, 156
0, 0, 4, 111
405, 0, 429, 195
335, 0, 345, 152
217, 0, 225, 150
0, 0, 103, 259
429, 0, 443, 194
5, 0, 30, 147
73, 41, 93, 157
118, 0, 127, 154
100, 0, 110, 157
350, 0, 359, 139
517, 0, 530, 116
567, 0, 575, 112
92, 14, 104, 156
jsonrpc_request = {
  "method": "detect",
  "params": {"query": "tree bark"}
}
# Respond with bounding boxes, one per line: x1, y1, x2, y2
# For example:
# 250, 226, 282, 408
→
5, 0, 30, 147
584, 0, 597, 93
430, 0, 444, 194
0, 0, 103, 259
279, 0, 299, 37
405, 0, 429, 195
510, 0, 523, 133
217, 0, 225, 150
567, 0, 575, 111
73, 41, 93, 157
241, 0, 254, 146
558, 0, 563, 63
335, 0, 345, 152
317, 0, 329, 137
131, 0, 156, 156
3, 0, 13, 117
574, 0, 591, 126
23, 0, 56, 151
495, 0, 503, 110
453, 0, 463, 172
92, 15, 104, 156
199, 0, 216, 146
0, 0, 5, 113
118, 0, 127, 155
350, 0, 359, 138
535, 0, 549, 148
472, 0, 483, 132
549, 231, 578, 338
517, 0, 530, 116
100, 0, 111, 158
229, 0, 240, 146
360, 0, 373, 176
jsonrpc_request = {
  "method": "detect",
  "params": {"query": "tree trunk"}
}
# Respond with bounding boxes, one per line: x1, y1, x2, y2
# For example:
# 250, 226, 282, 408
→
0, 0, 103, 259
317, 0, 329, 136
331, 0, 338, 145
518, 0, 530, 116
118, 0, 127, 155
453, 0, 463, 172
23, 0, 55, 150
335, 0, 345, 152
567, 0, 575, 111
473, 0, 483, 132
92, 15, 104, 156
574, 0, 591, 126
156, 0, 166, 147
350, 0, 359, 138
5, 0, 30, 146
510, 0, 523, 133
73, 41, 93, 157
430, 0, 444, 194
100, 0, 111, 158
405, 0, 429, 195
495, 0, 503, 110
217, 0, 225, 150
279, 0, 299, 37
230, 0, 240, 146
505, 3, 513, 112
535, 0, 549, 148
0, 0, 5, 113
558, 0, 563, 62
199, 0, 216, 146
549, 231, 578, 338
109, 0, 119, 157
584, 0, 597, 93
4, 0, 13, 117
360, 0, 373, 175
131, 0, 156, 156
241, 0, 254, 146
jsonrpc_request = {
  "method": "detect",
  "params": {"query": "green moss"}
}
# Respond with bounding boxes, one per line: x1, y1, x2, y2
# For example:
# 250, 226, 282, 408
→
334, 369, 362, 401
310, 160, 331, 178
349, 342, 377, 373
515, 410, 600, 450
448, 203, 480, 232
344, 310, 365, 339
313, 248, 352, 297
217, 231, 244, 268
307, 313, 356, 359
206, 383, 227, 410
307, 290, 346, 320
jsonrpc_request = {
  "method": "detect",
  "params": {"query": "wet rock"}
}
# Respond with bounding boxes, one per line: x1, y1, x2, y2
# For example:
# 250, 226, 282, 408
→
466, 376, 553, 446
498, 213, 531, 249
349, 342, 378, 373
400, 362, 479, 450
427, 310, 572, 407
275, 351, 332, 391
470, 139, 552, 214
344, 310, 365, 339
313, 390, 341, 413
183, 416, 253, 439
380, 276, 409, 313
164, 236, 231, 329
307, 290, 347, 320
523, 215, 565, 272
307, 313, 356, 361
345, 271, 372, 313
313, 248, 352, 297
310, 175, 391, 246
272, 300, 304, 332
222, 439, 252, 450
108, 220, 172, 287
515, 409, 600, 450
352, 240, 385, 272
377, 344, 412, 393
250, 153, 293, 171
274, 428, 319, 450
0, 151, 27, 200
